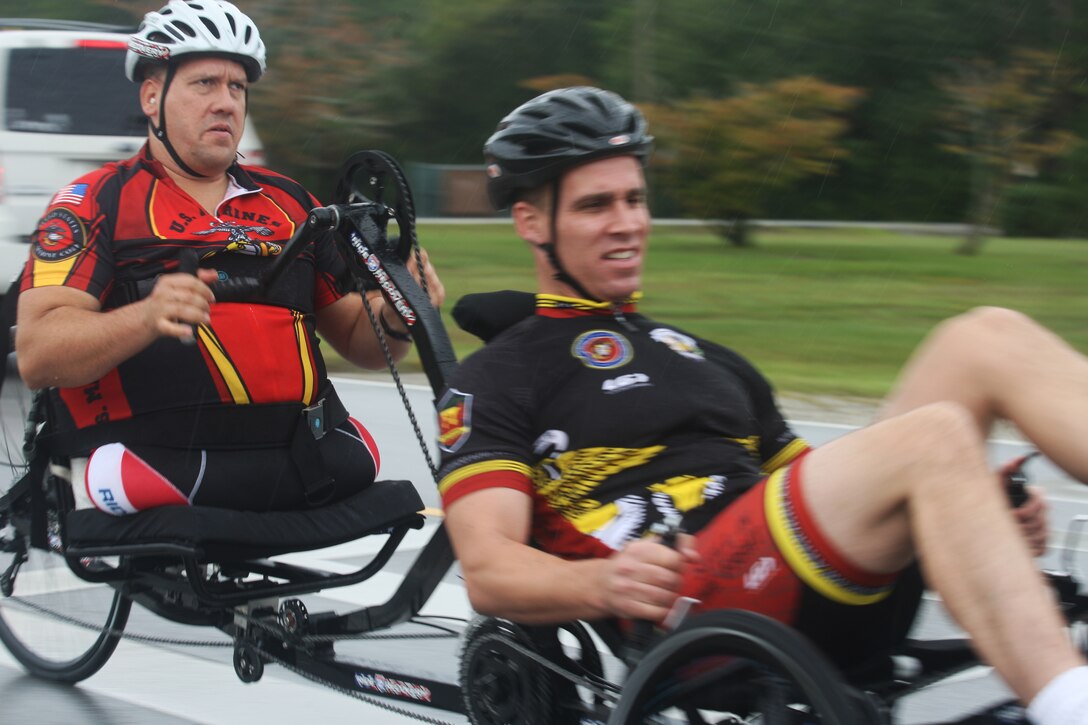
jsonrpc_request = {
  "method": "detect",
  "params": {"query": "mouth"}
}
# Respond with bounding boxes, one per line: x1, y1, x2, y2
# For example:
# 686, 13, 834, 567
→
603, 249, 639, 261
206, 123, 234, 138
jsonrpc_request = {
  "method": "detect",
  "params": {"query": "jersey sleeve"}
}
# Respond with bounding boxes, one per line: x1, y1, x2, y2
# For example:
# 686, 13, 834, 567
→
21, 173, 116, 301
436, 345, 538, 509
703, 339, 811, 472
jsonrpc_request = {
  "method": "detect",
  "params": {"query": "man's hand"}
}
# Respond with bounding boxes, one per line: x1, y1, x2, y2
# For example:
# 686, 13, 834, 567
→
142, 268, 217, 341
599, 534, 700, 622
408, 247, 445, 309
378, 248, 446, 339
1013, 485, 1049, 557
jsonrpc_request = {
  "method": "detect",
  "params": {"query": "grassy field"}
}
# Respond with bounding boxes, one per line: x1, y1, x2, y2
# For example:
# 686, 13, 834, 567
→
331, 223, 1088, 400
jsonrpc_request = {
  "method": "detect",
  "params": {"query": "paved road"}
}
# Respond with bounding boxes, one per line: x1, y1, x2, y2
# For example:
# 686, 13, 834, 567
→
0, 376, 1085, 724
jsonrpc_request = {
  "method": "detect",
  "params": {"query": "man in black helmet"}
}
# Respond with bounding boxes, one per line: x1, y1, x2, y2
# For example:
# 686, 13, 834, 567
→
14, 1, 444, 516
437, 86, 1088, 723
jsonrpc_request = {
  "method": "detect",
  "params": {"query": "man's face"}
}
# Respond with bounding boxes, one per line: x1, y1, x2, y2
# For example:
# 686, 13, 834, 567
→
149, 57, 248, 176
550, 155, 650, 303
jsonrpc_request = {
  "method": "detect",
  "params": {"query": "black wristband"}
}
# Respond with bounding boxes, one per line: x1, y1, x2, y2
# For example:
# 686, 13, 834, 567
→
379, 310, 412, 342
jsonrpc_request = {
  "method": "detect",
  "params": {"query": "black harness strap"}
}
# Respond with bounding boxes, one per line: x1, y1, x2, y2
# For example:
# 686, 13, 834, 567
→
43, 385, 349, 506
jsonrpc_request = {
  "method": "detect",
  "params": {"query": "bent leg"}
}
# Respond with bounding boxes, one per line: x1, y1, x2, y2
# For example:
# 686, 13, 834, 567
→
801, 402, 1083, 703
880, 306, 1088, 483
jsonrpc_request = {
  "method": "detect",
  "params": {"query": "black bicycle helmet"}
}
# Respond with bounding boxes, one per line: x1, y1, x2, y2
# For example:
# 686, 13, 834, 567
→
484, 86, 654, 210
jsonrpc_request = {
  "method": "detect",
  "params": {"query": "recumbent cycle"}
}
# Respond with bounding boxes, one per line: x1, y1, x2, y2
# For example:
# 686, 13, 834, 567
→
0, 151, 1085, 725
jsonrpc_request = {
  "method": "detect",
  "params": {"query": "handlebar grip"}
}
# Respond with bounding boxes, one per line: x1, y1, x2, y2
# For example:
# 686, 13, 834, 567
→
177, 249, 198, 276
177, 250, 199, 345
308, 205, 340, 229
1002, 452, 1039, 508
626, 515, 685, 663
1007, 477, 1029, 508
210, 277, 263, 303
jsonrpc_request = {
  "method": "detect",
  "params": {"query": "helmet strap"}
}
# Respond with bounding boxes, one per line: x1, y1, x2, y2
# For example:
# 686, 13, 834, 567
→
545, 178, 600, 302
148, 64, 208, 179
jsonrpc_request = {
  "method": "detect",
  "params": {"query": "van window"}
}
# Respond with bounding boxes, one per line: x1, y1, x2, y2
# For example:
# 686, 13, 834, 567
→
5, 47, 145, 137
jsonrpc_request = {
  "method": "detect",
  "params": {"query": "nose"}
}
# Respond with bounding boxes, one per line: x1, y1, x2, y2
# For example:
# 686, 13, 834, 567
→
609, 200, 648, 235
209, 83, 245, 114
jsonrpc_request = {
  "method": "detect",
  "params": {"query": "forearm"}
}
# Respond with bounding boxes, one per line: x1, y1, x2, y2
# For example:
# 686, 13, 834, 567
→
17, 303, 158, 389
460, 538, 612, 624
318, 293, 412, 370
347, 298, 412, 369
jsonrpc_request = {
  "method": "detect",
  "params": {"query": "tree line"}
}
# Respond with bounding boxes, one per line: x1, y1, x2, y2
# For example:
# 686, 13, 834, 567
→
14, 0, 1088, 247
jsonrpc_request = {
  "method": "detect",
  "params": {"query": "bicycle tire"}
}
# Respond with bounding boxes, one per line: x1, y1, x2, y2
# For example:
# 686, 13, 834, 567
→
0, 369, 131, 683
608, 609, 881, 725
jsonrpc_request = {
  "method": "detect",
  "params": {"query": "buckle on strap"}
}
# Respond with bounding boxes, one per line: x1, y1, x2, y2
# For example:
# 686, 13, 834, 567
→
304, 399, 328, 440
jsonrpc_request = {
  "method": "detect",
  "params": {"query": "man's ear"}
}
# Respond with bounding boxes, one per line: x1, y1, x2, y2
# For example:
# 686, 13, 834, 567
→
512, 200, 547, 248
139, 79, 161, 119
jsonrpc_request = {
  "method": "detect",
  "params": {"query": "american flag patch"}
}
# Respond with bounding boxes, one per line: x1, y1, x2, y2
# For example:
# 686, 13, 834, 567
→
51, 183, 88, 207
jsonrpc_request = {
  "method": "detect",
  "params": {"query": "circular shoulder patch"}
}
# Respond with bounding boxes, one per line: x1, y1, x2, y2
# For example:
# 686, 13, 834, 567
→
571, 330, 632, 369
33, 208, 86, 262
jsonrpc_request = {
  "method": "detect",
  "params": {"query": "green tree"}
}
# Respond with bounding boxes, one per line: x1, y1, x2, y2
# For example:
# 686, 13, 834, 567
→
938, 49, 1079, 254
647, 76, 862, 246
387, 0, 615, 165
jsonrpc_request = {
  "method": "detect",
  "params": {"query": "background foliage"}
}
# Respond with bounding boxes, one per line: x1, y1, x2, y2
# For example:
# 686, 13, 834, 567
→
5, 0, 1085, 238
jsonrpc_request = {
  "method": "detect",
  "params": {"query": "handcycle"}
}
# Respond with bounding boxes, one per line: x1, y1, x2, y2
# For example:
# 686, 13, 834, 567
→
0, 150, 1085, 725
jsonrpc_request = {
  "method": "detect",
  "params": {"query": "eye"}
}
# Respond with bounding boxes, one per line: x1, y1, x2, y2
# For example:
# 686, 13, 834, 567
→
576, 196, 611, 212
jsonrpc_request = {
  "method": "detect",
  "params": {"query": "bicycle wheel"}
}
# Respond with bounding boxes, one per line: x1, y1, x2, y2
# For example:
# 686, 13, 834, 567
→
608, 610, 883, 725
0, 369, 131, 682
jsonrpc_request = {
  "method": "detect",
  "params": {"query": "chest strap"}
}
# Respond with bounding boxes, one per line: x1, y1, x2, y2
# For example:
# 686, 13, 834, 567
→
43, 385, 349, 507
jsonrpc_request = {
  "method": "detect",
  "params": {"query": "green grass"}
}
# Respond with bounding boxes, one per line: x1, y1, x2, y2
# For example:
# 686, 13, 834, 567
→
333, 224, 1088, 400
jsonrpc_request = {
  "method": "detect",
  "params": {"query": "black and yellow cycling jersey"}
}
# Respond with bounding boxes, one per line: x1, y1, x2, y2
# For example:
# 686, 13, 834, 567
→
437, 293, 810, 559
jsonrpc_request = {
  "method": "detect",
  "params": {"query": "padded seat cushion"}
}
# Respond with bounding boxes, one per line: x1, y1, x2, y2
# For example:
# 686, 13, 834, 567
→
65, 479, 424, 560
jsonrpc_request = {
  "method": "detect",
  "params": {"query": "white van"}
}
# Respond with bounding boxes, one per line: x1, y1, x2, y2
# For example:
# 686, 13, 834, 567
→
0, 19, 265, 293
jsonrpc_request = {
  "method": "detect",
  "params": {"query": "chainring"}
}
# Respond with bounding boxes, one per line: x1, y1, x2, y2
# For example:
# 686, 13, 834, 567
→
459, 617, 555, 725
333, 150, 417, 262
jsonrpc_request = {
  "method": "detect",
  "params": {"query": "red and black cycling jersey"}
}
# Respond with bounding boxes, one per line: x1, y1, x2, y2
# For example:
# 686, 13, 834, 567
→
21, 144, 350, 434
436, 293, 810, 560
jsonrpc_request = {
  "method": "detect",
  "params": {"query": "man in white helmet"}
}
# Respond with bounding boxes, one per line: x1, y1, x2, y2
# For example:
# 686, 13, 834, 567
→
14, 1, 444, 515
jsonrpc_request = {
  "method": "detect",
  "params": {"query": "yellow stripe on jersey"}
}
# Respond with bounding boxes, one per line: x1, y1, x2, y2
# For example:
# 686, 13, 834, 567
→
438, 459, 533, 497
292, 310, 316, 403
762, 438, 810, 474
573, 500, 619, 534
649, 475, 715, 512
31, 254, 79, 287
196, 324, 251, 404
536, 292, 642, 311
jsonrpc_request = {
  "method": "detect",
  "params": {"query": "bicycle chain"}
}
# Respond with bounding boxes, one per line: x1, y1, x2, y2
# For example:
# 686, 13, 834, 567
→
342, 150, 438, 485
462, 632, 623, 705
361, 291, 438, 485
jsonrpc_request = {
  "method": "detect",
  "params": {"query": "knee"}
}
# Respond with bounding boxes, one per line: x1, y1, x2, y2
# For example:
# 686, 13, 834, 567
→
891, 401, 983, 466
936, 306, 1038, 348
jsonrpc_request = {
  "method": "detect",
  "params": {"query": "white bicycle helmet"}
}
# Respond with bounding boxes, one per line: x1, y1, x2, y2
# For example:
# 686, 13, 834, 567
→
125, 0, 266, 83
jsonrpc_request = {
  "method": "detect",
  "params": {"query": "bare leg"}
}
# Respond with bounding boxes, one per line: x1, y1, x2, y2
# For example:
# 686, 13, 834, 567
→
880, 306, 1088, 483
802, 402, 1084, 703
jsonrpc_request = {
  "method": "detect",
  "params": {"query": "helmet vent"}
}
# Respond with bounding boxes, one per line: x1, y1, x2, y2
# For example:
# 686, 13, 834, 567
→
173, 21, 197, 38
199, 17, 221, 39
